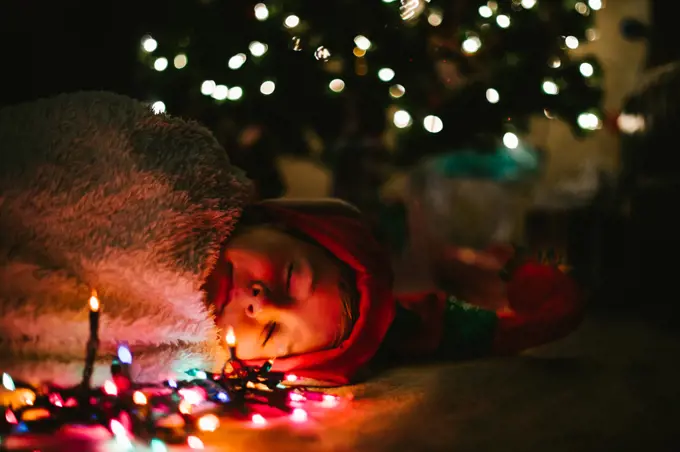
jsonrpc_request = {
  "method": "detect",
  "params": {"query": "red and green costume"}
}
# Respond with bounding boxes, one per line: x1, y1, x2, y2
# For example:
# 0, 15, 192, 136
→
229, 200, 585, 386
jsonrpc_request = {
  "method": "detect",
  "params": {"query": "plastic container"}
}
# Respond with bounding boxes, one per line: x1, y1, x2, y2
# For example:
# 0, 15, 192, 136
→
402, 145, 541, 279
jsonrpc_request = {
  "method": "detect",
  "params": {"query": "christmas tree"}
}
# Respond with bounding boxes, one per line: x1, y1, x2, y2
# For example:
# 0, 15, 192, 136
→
135, 0, 605, 168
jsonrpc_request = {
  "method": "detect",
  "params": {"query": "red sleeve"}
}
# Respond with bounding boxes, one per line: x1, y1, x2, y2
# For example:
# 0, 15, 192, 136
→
492, 262, 585, 354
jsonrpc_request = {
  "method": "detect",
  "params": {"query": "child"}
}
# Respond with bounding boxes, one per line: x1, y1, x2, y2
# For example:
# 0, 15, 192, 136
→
0, 92, 583, 387
206, 199, 583, 385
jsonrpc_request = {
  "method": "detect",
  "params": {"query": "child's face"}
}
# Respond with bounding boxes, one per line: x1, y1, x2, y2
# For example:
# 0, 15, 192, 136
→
215, 226, 347, 360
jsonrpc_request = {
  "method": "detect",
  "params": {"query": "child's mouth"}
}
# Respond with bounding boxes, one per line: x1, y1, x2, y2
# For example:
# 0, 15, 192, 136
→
261, 321, 278, 347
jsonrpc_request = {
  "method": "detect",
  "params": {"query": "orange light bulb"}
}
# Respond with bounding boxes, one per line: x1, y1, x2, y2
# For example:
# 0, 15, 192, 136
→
88, 290, 100, 312
226, 325, 237, 347
132, 391, 147, 405
197, 413, 220, 432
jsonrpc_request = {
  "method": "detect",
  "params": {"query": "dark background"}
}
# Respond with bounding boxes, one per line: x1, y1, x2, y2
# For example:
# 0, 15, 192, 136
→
2, 0, 680, 323
0, 0, 141, 107
1, 0, 679, 108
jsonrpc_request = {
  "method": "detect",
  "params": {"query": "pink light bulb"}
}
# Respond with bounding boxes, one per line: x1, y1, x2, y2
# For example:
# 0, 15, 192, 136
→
49, 393, 64, 407
290, 408, 308, 423
289, 392, 305, 402
5, 409, 17, 424
285, 374, 298, 382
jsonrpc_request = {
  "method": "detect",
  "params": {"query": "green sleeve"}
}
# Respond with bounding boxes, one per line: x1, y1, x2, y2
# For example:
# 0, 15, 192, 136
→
437, 296, 499, 359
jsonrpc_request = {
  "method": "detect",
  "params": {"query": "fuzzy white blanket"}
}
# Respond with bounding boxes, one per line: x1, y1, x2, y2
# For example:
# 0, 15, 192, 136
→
0, 92, 253, 385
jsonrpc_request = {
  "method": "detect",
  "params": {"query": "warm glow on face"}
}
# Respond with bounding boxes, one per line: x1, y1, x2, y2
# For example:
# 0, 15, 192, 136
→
226, 325, 237, 346
89, 290, 100, 312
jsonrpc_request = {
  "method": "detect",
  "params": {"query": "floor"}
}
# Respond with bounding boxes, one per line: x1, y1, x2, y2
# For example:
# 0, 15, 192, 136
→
192, 312, 680, 452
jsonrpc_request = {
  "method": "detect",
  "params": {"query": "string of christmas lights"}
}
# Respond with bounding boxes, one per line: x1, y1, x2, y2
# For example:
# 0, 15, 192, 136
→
135, 0, 606, 163
0, 292, 343, 450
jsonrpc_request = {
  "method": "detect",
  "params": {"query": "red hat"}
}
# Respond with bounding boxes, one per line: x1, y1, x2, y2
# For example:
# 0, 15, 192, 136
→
222, 199, 396, 386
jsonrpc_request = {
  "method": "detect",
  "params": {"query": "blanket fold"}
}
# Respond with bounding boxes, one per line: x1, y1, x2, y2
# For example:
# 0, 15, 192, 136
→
0, 91, 253, 386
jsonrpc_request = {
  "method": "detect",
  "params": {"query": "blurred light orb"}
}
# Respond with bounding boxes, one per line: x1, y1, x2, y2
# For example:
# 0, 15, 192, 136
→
588, 0, 603, 11
228, 53, 247, 69
153, 57, 168, 71
389, 84, 406, 98
254, 3, 269, 20
565, 36, 579, 49
249, 41, 268, 57
354, 35, 371, 51
260, 80, 276, 95
173, 54, 187, 69
378, 68, 395, 82
423, 115, 443, 133
227, 86, 243, 101
428, 11, 443, 26
212, 84, 229, 100
393, 110, 412, 128
201, 80, 216, 95
496, 15, 510, 28
141, 35, 157, 52
478, 5, 493, 17
284, 15, 300, 28
329, 79, 345, 92
462, 36, 482, 54
486, 88, 500, 103
503, 132, 519, 149
542, 80, 559, 95
577, 112, 601, 130
579, 62, 594, 77
575, 2, 589, 15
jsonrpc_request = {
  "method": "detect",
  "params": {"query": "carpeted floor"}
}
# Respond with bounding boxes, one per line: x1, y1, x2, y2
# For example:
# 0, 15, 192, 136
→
192, 313, 680, 452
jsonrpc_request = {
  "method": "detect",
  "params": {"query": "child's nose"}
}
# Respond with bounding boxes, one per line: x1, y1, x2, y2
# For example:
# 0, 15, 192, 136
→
245, 298, 263, 318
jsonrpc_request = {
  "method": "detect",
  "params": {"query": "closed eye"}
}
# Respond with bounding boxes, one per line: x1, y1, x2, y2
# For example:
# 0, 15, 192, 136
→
285, 263, 294, 292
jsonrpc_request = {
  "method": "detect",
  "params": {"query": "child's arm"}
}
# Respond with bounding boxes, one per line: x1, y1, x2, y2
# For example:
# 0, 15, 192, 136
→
437, 262, 584, 359
492, 261, 584, 354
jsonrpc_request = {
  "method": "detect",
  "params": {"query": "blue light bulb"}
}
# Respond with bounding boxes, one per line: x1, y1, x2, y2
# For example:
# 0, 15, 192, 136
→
117, 345, 133, 364
150, 438, 168, 452
2, 373, 15, 391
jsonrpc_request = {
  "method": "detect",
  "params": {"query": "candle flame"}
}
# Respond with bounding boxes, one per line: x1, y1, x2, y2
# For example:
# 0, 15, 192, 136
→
226, 326, 236, 346
89, 290, 100, 312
